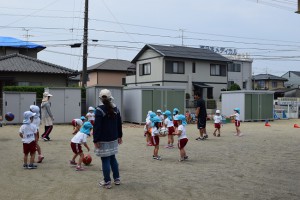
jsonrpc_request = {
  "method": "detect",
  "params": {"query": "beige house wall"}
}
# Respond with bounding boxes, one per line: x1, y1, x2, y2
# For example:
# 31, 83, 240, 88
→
87, 72, 98, 86
254, 80, 285, 90
88, 71, 126, 86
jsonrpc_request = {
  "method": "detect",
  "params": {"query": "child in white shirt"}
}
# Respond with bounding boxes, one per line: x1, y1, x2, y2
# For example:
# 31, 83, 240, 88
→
213, 110, 222, 137
163, 110, 175, 148
86, 107, 95, 125
30, 105, 44, 163
173, 114, 188, 162
70, 121, 93, 171
231, 108, 242, 136
19, 111, 38, 169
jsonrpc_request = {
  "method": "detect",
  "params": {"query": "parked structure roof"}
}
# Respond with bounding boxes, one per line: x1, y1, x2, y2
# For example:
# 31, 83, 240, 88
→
252, 74, 288, 81
132, 44, 230, 63
88, 59, 135, 72
0, 53, 75, 74
0, 36, 45, 51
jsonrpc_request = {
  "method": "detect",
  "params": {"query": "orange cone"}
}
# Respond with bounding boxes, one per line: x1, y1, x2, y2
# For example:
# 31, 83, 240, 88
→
294, 124, 300, 128
265, 122, 271, 127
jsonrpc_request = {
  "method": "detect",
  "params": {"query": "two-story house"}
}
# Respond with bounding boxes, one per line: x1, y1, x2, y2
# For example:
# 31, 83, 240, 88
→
126, 44, 232, 100
281, 71, 300, 88
252, 74, 287, 90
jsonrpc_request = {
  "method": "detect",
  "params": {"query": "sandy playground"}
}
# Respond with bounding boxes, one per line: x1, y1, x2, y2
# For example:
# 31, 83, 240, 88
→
0, 119, 300, 200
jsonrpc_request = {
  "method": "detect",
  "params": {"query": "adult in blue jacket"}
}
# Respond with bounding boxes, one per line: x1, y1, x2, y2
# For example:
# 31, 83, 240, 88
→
93, 89, 123, 189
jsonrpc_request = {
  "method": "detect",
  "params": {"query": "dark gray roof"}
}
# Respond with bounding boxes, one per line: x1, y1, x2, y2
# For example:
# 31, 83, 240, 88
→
290, 71, 300, 77
88, 59, 135, 72
132, 44, 230, 63
0, 53, 75, 74
253, 74, 288, 81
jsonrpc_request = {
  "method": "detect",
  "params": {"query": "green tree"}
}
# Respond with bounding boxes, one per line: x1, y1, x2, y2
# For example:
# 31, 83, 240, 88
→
228, 83, 241, 91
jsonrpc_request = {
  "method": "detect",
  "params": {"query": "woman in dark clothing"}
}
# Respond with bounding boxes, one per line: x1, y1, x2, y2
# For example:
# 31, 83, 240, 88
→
93, 89, 123, 189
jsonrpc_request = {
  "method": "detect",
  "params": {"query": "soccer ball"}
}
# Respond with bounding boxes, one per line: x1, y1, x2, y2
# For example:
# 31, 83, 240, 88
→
82, 154, 92, 165
5, 112, 15, 121
159, 127, 168, 136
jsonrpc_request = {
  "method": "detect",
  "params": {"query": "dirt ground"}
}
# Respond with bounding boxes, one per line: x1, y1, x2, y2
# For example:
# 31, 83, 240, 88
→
0, 119, 299, 200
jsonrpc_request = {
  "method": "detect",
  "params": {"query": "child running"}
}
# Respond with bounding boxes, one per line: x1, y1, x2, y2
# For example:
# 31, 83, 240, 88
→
30, 105, 44, 163
19, 111, 38, 169
70, 121, 93, 171
163, 110, 175, 148
86, 107, 95, 125
231, 108, 242, 137
173, 114, 189, 162
213, 110, 222, 137
150, 116, 163, 160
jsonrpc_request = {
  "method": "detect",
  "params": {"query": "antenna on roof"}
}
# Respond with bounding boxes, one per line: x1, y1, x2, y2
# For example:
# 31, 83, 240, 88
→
179, 29, 185, 46
22, 28, 33, 42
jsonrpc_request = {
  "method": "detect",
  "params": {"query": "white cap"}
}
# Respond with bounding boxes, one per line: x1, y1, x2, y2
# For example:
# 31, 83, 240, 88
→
43, 92, 53, 97
99, 89, 112, 99
23, 111, 36, 124
156, 109, 162, 113
88, 106, 95, 111
216, 110, 221, 114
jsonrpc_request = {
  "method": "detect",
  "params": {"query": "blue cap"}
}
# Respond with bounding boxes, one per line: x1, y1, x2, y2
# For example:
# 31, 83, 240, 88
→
149, 112, 156, 118
80, 116, 86, 121
174, 114, 187, 126
163, 110, 172, 120
234, 108, 240, 114
173, 108, 179, 114
80, 122, 93, 135
150, 116, 162, 127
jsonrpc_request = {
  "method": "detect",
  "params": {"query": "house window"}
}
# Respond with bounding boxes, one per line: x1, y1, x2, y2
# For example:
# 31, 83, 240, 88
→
139, 63, 151, 76
257, 80, 265, 89
210, 64, 226, 76
228, 63, 241, 72
243, 81, 247, 89
192, 62, 196, 73
272, 81, 277, 88
165, 61, 185, 74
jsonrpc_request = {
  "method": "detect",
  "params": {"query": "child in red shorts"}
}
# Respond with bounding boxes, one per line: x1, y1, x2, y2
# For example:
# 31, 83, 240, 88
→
19, 111, 38, 169
150, 116, 164, 160
173, 114, 188, 162
70, 121, 93, 171
213, 110, 222, 137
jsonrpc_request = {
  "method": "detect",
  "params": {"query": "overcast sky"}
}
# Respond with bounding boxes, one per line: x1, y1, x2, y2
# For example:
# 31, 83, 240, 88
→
1, 0, 300, 76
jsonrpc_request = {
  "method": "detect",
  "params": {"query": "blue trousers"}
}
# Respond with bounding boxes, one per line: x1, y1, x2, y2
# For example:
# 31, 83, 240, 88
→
101, 155, 120, 182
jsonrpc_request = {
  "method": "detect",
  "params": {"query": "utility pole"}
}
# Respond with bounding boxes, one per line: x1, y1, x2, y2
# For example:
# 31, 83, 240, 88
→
82, 0, 89, 87
296, 0, 300, 14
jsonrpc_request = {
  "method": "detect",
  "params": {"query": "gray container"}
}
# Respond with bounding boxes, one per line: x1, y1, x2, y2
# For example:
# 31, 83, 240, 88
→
47, 88, 81, 124
2, 92, 36, 124
123, 86, 185, 124
86, 85, 123, 119
221, 90, 274, 122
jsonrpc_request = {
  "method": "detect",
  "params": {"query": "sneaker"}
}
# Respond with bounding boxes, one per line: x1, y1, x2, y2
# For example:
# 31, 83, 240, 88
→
238, 133, 243, 137
204, 134, 208, 139
70, 160, 77, 165
114, 178, 121, 185
184, 156, 189, 160
178, 158, 184, 162
43, 137, 48, 141
196, 137, 205, 141
99, 181, 112, 189
234, 133, 238, 136
23, 164, 28, 169
76, 166, 84, 171
217, 134, 220, 137
28, 164, 37, 169
153, 155, 162, 160
37, 156, 44, 163
213, 133, 216, 137
164, 145, 170, 148
147, 143, 153, 146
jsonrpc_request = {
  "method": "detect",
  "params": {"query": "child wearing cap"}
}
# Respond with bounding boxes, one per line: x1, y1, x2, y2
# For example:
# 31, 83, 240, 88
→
19, 111, 38, 169
172, 114, 189, 162
163, 110, 175, 148
71, 118, 84, 135
230, 108, 242, 136
173, 108, 180, 128
86, 107, 95, 125
213, 110, 222, 137
30, 105, 44, 163
145, 111, 156, 146
150, 116, 163, 160
70, 121, 93, 171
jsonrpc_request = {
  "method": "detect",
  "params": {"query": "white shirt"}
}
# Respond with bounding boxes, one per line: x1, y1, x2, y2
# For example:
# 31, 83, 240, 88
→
19, 124, 37, 144
32, 118, 41, 130
214, 115, 222, 123
74, 119, 83, 126
86, 112, 95, 121
234, 113, 240, 121
151, 126, 160, 136
164, 118, 174, 127
71, 131, 88, 144
158, 115, 164, 121
177, 125, 187, 140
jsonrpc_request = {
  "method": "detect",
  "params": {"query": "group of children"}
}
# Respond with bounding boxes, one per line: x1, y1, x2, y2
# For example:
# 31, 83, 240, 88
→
19, 105, 96, 171
143, 107, 242, 161
144, 108, 189, 162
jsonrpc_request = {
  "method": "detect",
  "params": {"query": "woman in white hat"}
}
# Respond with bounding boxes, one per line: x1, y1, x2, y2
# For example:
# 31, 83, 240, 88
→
41, 91, 54, 141
93, 89, 123, 189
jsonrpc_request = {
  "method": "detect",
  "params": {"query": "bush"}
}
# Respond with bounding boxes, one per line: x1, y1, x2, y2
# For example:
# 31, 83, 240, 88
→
228, 83, 241, 91
4, 86, 45, 98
